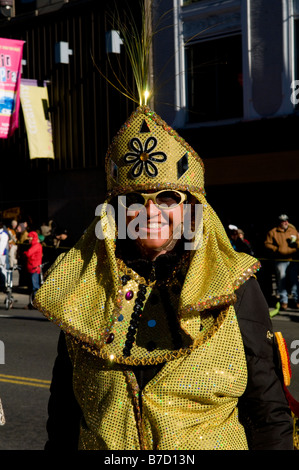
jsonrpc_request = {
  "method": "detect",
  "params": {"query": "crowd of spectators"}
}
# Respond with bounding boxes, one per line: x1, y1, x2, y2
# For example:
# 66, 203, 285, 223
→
0, 217, 70, 295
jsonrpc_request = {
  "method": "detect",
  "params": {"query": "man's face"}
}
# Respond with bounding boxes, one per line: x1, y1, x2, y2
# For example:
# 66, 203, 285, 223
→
125, 190, 185, 257
230, 230, 238, 240
56, 234, 67, 241
279, 220, 288, 230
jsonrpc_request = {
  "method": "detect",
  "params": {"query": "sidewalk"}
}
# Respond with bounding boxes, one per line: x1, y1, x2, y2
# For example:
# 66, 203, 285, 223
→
270, 307, 299, 320
0, 288, 31, 311
0, 270, 31, 311
268, 294, 299, 320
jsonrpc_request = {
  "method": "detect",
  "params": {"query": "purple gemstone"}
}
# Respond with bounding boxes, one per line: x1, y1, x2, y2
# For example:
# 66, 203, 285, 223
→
125, 290, 134, 301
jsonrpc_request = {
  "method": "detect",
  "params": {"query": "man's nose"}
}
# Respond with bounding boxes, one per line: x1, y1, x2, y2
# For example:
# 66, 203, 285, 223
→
145, 199, 161, 215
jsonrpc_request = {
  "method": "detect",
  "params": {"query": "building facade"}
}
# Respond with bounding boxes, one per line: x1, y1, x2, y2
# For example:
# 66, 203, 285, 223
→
0, 0, 138, 242
151, 0, 299, 251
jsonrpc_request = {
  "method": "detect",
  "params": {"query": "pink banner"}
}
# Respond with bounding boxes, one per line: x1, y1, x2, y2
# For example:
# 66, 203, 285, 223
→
0, 38, 25, 138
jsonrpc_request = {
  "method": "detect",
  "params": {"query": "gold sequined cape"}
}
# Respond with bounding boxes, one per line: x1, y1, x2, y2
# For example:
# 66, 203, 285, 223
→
35, 189, 260, 450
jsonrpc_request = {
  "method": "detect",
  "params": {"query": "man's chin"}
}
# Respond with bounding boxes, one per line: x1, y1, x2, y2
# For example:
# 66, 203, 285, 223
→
136, 238, 170, 251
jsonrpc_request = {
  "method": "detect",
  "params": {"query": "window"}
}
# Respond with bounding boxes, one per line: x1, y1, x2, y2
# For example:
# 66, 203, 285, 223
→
186, 34, 243, 122
15, 0, 36, 15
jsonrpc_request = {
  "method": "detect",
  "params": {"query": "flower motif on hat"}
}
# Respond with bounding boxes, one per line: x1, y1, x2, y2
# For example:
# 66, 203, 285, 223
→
124, 136, 167, 178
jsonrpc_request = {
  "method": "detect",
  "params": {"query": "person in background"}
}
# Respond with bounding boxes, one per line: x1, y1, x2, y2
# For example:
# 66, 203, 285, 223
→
23, 231, 43, 307
265, 214, 299, 310
0, 221, 9, 291
16, 222, 30, 288
228, 224, 254, 256
40, 220, 53, 240
53, 228, 68, 249
237, 228, 254, 256
7, 219, 18, 268
16, 222, 29, 244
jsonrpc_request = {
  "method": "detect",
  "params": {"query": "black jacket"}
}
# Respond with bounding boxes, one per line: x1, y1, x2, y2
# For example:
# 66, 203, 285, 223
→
45, 277, 294, 450
236, 278, 293, 450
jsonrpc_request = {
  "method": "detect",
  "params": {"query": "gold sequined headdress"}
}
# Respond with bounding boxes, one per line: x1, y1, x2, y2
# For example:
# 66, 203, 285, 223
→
34, 3, 260, 366
106, 105, 204, 197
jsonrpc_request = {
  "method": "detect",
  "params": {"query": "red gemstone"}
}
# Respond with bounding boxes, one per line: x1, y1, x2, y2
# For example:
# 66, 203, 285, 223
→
106, 333, 114, 344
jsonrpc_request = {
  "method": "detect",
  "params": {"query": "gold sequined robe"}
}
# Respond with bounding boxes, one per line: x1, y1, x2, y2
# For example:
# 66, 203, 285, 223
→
35, 203, 262, 450
64, 267, 249, 450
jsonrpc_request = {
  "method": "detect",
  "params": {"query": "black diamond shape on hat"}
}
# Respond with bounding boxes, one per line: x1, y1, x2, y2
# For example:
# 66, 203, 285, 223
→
177, 153, 189, 179
139, 119, 151, 133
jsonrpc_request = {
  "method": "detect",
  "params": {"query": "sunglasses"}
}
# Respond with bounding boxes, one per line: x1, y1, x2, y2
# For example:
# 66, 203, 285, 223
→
119, 190, 187, 209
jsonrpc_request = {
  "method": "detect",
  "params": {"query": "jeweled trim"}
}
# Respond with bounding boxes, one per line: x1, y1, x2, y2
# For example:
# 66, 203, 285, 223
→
123, 283, 147, 357
106, 182, 205, 199
233, 261, 261, 288
179, 260, 261, 317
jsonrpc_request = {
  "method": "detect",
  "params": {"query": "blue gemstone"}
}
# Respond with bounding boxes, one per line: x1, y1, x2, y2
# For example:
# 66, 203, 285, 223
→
118, 314, 124, 321
148, 319, 156, 328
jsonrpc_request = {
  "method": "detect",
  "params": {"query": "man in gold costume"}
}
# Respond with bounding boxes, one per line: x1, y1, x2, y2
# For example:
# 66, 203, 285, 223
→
35, 105, 294, 450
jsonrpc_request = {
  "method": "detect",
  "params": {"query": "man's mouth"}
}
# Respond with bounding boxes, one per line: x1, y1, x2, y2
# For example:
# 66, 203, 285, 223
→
138, 220, 169, 233
147, 222, 163, 229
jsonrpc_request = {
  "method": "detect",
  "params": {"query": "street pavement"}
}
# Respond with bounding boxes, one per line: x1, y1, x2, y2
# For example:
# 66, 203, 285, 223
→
0, 284, 298, 450
0, 288, 60, 450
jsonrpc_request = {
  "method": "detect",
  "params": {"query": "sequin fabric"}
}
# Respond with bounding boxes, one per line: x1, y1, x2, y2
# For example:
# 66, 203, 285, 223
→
34, 105, 260, 449
66, 304, 248, 450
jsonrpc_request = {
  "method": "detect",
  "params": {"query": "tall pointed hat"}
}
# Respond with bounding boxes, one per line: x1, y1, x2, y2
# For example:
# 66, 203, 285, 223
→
106, 105, 205, 197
